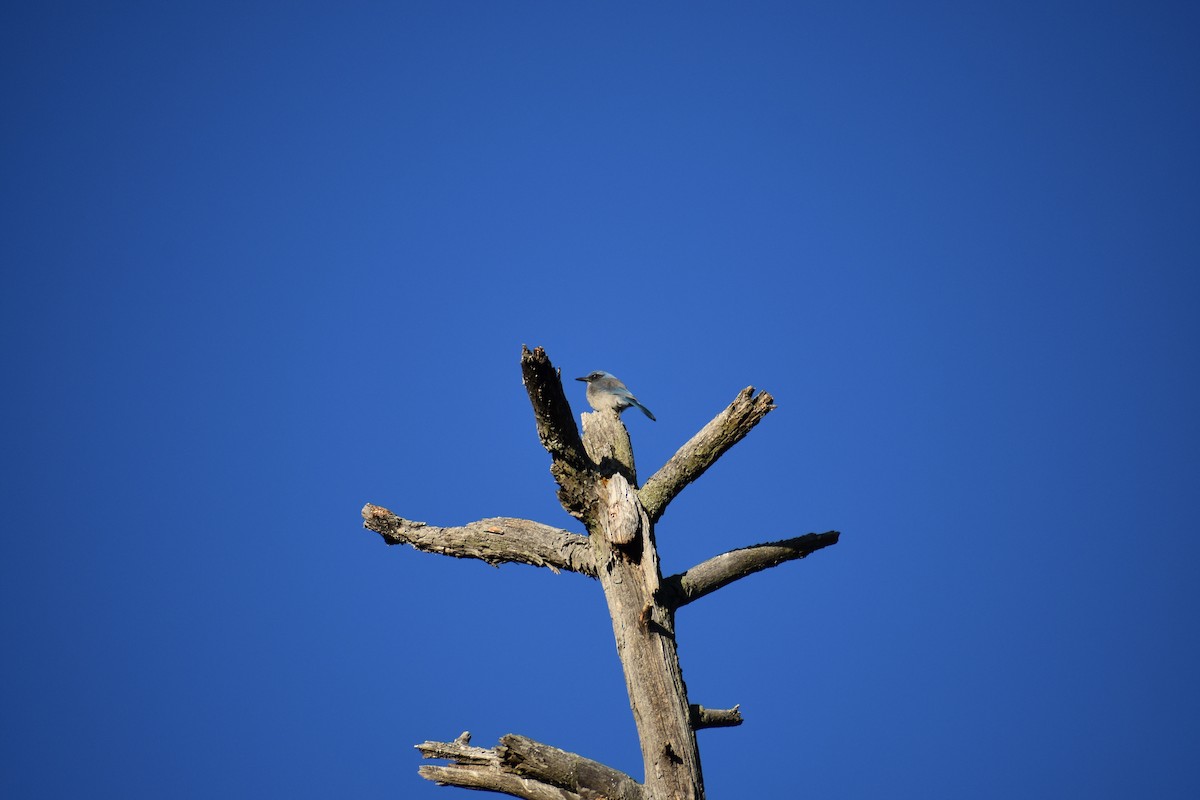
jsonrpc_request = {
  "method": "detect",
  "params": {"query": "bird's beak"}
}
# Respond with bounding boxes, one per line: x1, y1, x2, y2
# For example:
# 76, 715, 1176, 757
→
575, 376, 587, 382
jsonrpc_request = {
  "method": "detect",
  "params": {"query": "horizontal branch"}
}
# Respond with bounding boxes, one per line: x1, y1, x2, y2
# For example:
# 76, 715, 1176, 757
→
417, 732, 642, 800
499, 735, 643, 800
663, 531, 841, 609
416, 732, 498, 765
690, 704, 743, 730
638, 387, 776, 523
362, 504, 596, 577
419, 765, 580, 800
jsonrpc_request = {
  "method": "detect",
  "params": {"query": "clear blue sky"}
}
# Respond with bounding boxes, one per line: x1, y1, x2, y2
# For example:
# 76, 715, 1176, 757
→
3, 2, 1198, 798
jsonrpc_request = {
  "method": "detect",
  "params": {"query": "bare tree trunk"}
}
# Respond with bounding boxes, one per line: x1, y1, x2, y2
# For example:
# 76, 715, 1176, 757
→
582, 410, 703, 799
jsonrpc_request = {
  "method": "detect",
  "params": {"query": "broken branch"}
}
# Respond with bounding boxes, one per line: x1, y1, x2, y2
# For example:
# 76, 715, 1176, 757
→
416, 733, 643, 800
663, 531, 841, 609
521, 345, 595, 519
690, 705, 743, 730
362, 504, 596, 577
418, 765, 579, 800
638, 387, 776, 522
500, 735, 644, 800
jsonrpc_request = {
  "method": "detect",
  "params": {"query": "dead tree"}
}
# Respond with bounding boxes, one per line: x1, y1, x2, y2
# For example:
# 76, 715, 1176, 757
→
361, 346, 839, 800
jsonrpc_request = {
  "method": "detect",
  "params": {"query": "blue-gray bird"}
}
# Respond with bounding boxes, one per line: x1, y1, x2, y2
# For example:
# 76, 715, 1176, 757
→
576, 371, 656, 421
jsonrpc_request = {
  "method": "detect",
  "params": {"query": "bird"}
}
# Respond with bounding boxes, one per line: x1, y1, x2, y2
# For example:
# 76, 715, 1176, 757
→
575, 371, 656, 421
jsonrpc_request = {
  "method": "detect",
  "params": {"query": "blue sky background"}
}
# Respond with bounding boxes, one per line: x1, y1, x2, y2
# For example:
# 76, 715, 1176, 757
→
3, 2, 1198, 798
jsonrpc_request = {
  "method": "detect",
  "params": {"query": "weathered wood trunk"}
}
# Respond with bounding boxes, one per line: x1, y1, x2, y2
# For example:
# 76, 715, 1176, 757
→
582, 410, 703, 799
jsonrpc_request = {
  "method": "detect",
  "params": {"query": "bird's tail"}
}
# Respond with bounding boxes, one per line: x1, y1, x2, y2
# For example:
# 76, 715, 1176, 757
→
634, 400, 656, 421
